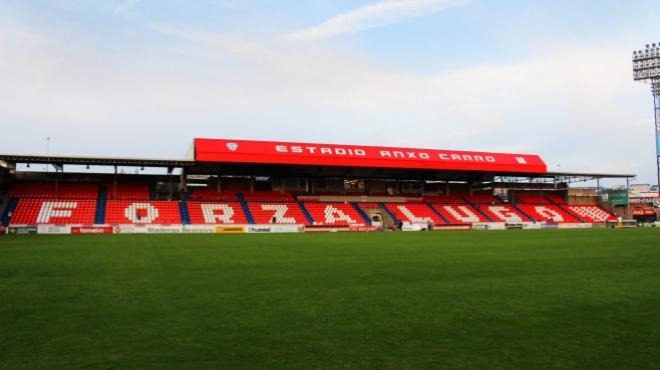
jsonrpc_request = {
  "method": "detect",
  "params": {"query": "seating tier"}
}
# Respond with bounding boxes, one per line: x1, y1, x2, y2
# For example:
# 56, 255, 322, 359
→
9, 183, 98, 199
477, 205, 528, 223
422, 195, 466, 204
105, 201, 181, 224
247, 202, 308, 224
516, 205, 579, 223
107, 184, 150, 200
242, 191, 294, 202
431, 204, 488, 224
303, 202, 365, 226
187, 202, 248, 224
10, 199, 97, 224
566, 206, 617, 222
516, 194, 550, 204
384, 203, 445, 225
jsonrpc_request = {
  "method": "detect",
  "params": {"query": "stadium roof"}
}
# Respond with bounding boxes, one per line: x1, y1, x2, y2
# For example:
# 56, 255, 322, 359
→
0, 138, 636, 182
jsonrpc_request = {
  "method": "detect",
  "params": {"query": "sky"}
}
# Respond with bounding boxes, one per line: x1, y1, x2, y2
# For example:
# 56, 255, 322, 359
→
1, 0, 659, 184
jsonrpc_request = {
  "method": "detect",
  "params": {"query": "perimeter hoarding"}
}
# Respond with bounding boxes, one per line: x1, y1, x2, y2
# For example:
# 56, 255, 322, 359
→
194, 138, 547, 174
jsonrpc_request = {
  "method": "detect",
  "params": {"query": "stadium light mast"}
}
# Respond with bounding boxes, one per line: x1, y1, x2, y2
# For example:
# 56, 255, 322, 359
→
633, 42, 660, 196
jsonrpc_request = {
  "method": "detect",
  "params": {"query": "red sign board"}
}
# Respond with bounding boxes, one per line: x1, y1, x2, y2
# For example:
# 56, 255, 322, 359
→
194, 138, 547, 173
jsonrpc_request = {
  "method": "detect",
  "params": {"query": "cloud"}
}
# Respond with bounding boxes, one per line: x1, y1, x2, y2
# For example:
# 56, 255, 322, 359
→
114, 0, 140, 14
0, 19, 655, 182
286, 0, 474, 41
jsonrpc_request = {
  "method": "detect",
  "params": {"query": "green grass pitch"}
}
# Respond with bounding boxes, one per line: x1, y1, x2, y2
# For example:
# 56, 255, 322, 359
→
1, 229, 660, 370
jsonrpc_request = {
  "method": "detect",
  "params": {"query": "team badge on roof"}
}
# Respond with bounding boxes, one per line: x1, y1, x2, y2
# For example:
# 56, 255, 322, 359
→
226, 142, 239, 151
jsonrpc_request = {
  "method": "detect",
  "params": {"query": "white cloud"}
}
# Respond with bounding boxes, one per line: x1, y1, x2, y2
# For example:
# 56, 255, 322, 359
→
114, 0, 140, 14
0, 20, 655, 183
286, 0, 474, 41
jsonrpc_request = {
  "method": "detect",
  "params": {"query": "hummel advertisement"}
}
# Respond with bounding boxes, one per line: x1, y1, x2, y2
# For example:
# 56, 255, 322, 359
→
194, 138, 547, 173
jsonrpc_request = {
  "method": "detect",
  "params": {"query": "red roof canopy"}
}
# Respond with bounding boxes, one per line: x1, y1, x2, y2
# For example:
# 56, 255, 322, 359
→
194, 138, 547, 174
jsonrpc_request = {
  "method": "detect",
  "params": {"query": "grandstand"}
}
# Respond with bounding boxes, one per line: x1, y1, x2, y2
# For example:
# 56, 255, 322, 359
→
0, 138, 633, 233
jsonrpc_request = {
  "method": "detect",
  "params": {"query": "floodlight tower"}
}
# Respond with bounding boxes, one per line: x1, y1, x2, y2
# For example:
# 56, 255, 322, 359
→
633, 43, 660, 195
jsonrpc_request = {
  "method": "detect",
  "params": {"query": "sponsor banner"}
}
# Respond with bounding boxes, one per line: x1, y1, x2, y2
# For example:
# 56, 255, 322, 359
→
182, 225, 216, 234
246, 224, 304, 233
114, 224, 183, 234
540, 223, 559, 229
71, 226, 113, 234
215, 225, 246, 234
505, 223, 524, 230
558, 223, 592, 229
37, 225, 71, 234
8, 226, 38, 235
195, 138, 547, 174
348, 224, 379, 232
474, 222, 507, 230
401, 223, 431, 231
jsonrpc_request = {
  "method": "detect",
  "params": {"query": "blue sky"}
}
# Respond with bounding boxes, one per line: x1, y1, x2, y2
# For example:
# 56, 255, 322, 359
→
1, 0, 659, 183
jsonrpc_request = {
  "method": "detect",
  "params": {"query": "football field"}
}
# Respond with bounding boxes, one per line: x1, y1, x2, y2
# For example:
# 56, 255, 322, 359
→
1, 229, 659, 370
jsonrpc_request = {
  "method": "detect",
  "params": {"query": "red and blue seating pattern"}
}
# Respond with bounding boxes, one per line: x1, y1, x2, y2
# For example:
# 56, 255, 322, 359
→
432, 204, 488, 223
247, 202, 308, 224
566, 206, 617, 222
4, 183, 620, 226
105, 201, 182, 224
10, 199, 97, 224
187, 202, 249, 224
303, 202, 365, 226
516, 204, 578, 223
384, 203, 444, 225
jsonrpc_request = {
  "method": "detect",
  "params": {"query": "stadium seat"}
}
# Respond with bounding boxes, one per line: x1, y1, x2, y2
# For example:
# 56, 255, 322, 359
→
247, 202, 308, 224
516, 204, 578, 223
105, 201, 182, 224
187, 202, 248, 224
478, 205, 528, 223
188, 189, 239, 201
384, 203, 445, 225
544, 194, 567, 204
10, 199, 97, 224
303, 202, 365, 226
516, 194, 551, 204
566, 206, 617, 222
422, 195, 467, 204
463, 195, 503, 204
432, 204, 487, 224
8, 182, 98, 199
106, 184, 150, 200
242, 191, 295, 202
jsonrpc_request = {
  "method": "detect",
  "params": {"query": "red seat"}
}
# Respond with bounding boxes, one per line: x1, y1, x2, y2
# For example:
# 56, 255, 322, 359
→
187, 202, 248, 224
10, 199, 96, 224
384, 203, 445, 225
422, 195, 466, 204
242, 191, 294, 202
188, 189, 239, 201
106, 184, 150, 200
516, 204, 578, 223
247, 202, 307, 224
478, 205, 528, 222
463, 195, 503, 204
9, 182, 98, 199
566, 206, 617, 222
430, 204, 488, 224
545, 194, 567, 204
303, 202, 365, 226
105, 201, 181, 224
516, 195, 550, 204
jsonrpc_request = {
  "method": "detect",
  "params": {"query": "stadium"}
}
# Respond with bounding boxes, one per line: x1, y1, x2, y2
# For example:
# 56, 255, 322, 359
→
2, 137, 660, 369
2, 1, 660, 369
0, 137, 635, 234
